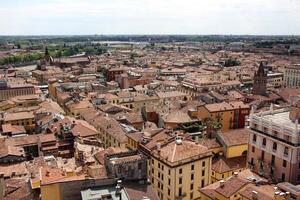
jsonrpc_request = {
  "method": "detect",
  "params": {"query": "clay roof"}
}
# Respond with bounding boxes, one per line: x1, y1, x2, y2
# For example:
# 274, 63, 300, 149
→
239, 184, 275, 200
125, 183, 160, 200
212, 156, 247, 174
71, 122, 99, 138
199, 169, 267, 199
39, 133, 56, 143
217, 129, 249, 147
93, 116, 128, 143
3, 111, 34, 121
156, 91, 187, 99
198, 139, 221, 150
0, 142, 25, 158
154, 139, 211, 163
204, 101, 248, 112
2, 124, 26, 135
4, 179, 33, 200
0, 163, 28, 177
215, 176, 249, 198
163, 109, 196, 124
94, 147, 128, 165
40, 166, 85, 185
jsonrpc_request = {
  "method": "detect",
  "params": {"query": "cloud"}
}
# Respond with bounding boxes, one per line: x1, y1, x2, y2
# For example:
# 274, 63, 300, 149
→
0, 0, 299, 35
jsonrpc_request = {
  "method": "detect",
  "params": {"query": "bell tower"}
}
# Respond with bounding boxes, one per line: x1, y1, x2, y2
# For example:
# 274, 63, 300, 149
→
253, 61, 267, 96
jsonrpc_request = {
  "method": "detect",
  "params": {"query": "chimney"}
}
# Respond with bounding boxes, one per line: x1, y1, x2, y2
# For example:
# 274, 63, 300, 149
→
233, 172, 238, 177
156, 142, 161, 151
220, 180, 225, 188
285, 192, 290, 200
252, 191, 258, 200
115, 180, 123, 200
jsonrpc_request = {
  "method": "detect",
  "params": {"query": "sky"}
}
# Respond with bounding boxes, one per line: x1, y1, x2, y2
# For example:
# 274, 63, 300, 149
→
0, 0, 300, 35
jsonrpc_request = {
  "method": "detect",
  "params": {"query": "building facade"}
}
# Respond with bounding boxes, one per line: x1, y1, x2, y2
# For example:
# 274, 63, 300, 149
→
284, 64, 300, 87
253, 62, 267, 96
149, 138, 213, 200
247, 105, 300, 184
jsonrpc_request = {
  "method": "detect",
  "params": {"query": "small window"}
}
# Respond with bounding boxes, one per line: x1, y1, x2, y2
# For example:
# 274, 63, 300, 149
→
179, 168, 182, 174
202, 161, 206, 167
262, 138, 266, 146
253, 134, 257, 142
273, 142, 277, 151
284, 147, 289, 156
283, 160, 287, 168
282, 173, 285, 181
179, 188, 182, 196
201, 179, 205, 188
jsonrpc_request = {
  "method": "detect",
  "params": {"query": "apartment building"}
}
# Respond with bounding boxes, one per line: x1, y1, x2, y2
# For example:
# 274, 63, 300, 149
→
247, 103, 300, 184
149, 137, 212, 200
0, 81, 35, 100
197, 101, 250, 132
3, 111, 35, 134
284, 64, 300, 87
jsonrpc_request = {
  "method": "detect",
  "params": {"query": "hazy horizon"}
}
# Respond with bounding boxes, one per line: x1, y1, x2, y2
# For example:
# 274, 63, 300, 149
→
1, 0, 300, 35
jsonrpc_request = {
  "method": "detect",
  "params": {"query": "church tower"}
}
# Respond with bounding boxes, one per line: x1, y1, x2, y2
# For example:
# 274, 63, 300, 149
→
44, 46, 51, 65
253, 62, 267, 96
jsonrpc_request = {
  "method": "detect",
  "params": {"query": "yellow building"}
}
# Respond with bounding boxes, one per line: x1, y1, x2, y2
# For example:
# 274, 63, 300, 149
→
149, 137, 213, 200
207, 129, 249, 183
196, 101, 249, 132
93, 116, 128, 149
197, 102, 234, 132
0, 100, 15, 111
216, 129, 249, 159
39, 166, 85, 200
211, 156, 246, 183
126, 131, 140, 150
48, 82, 59, 100
3, 111, 35, 134
10, 94, 41, 107
197, 129, 249, 183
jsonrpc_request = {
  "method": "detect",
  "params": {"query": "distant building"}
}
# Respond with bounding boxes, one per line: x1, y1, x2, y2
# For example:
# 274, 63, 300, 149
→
284, 64, 300, 87
253, 62, 267, 96
267, 72, 284, 88
197, 101, 250, 132
0, 80, 35, 100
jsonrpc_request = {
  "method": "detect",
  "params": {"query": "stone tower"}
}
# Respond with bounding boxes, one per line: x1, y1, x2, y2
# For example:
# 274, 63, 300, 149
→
253, 62, 267, 96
